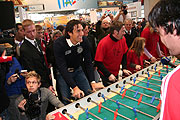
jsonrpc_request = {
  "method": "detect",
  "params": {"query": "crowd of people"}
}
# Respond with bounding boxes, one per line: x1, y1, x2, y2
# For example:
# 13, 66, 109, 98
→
1, 0, 179, 119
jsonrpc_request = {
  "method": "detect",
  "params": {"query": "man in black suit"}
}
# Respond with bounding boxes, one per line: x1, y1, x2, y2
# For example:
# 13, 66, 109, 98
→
124, 18, 138, 48
20, 19, 52, 89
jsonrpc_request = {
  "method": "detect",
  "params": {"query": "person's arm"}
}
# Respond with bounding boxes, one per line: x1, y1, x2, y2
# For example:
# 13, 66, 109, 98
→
113, 10, 126, 22
144, 48, 157, 63
44, 88, 64, 108
144, 48, 152, 59
95, 61, 111, 78
122, 52, 132, 75
83, 38, 104, 90
122, 52, 127, 70
157, 42, 163, 57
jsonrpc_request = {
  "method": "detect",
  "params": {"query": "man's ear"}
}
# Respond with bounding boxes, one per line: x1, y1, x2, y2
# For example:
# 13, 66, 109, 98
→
68, 32, 72, 37
113, 30, 118, 35
173, 29, 177, 36
38, 82, 41, 88
158, 26, 166, 36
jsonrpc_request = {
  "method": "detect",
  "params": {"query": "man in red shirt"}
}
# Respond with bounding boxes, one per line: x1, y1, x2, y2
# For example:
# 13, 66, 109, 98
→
149, 0, 180, 120
95, 21, 132, 86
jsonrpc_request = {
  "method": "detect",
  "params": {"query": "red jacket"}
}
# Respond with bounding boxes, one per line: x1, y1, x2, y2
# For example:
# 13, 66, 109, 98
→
127, 50, 144, 73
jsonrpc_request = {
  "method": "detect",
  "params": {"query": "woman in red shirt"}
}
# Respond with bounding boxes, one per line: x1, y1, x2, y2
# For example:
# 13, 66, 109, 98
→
127, 37, 150, 73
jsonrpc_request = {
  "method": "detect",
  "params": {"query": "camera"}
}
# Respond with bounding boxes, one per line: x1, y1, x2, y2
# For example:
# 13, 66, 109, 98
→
0, 43, 17, 56
120, 5, 128, 15
22, 88, 41, 119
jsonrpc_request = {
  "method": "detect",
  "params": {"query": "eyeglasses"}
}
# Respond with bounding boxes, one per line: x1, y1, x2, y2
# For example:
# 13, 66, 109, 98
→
102, 22, 110, 24
37, 32, 43, 34
26, 81, 39, 85
125, 24, 132, 26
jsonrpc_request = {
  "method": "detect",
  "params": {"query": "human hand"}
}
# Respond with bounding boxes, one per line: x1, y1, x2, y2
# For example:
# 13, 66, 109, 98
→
144, 60, 150, 65
135, 65, 141, 70
150, 57, 157, 63
7, 74, 18, 84
108, 13, 114, 21
91, 82, 104, 91
18, 99, 26, 111
73, 86, 84, 99
108, 74, 116, 82
123, 69, 132, 76
20, 70, 28, 77
100, 13, 107, 21
46, 114, 55, 120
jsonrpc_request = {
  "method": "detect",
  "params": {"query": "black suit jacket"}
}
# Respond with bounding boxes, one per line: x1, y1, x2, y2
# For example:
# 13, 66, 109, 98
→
20, 39, 51, 87
124, 29, 138, 48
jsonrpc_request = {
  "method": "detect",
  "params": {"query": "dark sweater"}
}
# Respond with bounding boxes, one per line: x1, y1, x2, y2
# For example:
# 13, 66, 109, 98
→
53, 36, 95, 88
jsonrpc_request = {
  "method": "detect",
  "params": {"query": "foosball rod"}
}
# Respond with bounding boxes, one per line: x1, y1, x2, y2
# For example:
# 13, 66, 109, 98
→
108, 88, 157, 109
62, 109, 77, 120
116, 84, 161, 101
63, 97, 103, 120
161, 68, 172, 71
97, 92, 155, 119
87, 98, 131, 120
143, 73, 163, 81
149, 69, 168, 74
134, 78, 161, 87
138, 75, 162, 82
75, 103, 104, 120
124, 81, 161, 93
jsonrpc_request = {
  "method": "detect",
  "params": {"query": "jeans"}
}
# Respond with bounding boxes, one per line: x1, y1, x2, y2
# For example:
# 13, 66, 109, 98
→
56, 67, 91, 105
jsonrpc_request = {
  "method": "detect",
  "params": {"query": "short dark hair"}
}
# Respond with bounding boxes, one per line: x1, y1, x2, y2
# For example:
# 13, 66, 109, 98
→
56, 25, 65, 33
15, 23, 22, 32
65, 19, 82, 39
109, 21, 124, 34
148, 0, 180, 35
81, 22, 89, 29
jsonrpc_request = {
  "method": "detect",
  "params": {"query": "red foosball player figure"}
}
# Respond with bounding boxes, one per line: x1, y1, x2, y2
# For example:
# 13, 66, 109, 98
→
113, 109, 118, 120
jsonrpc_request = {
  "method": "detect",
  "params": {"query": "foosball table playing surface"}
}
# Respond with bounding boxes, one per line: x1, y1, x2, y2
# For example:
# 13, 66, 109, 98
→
50, 56, 179, 120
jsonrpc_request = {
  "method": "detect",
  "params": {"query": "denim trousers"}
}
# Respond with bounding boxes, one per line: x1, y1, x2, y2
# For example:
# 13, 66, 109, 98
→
56, 67, 91, 105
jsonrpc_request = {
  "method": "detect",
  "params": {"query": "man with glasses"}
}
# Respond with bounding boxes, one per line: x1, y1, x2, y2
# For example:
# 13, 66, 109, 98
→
148, 0, 180, 119
96, 13, 113, 44
16, 71, 64, 120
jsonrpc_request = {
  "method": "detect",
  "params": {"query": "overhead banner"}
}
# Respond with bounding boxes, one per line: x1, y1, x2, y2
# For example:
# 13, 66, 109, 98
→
23, 0, 97, 12
101, 7, 119, 16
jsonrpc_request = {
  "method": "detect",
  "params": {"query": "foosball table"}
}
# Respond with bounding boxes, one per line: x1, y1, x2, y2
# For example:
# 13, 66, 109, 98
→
50, 56, 179, 120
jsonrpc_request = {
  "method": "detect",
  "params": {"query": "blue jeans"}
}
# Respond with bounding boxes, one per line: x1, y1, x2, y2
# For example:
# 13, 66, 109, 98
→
56, 67, 91, 105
